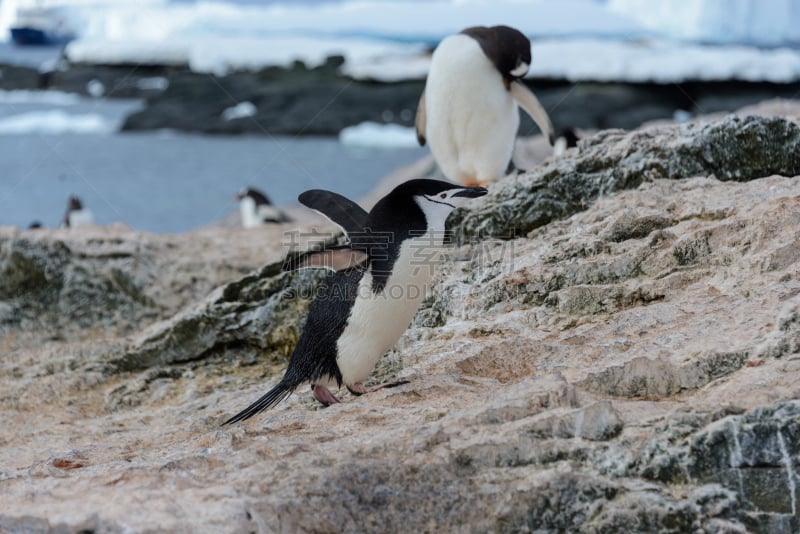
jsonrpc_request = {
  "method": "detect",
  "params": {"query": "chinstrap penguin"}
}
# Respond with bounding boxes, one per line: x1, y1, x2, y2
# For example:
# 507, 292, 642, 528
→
223, 179, 487, 424
61, 196, 94, 229
553, 127, 580, 158
235, 187, 290, 227
416, 25, 555, 186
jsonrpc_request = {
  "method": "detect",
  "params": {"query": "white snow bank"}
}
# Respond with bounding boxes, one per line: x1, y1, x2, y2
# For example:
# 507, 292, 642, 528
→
530, 39, 800, 83
62, 0, 642, 75
0, 89, 81, 105
345, 38, 800, 83
0, 110, 116, 134
339, 122, 419, 148
14, 0, 800, 82
66, 0, 640, 45
609, 0, 800, 47
189, 37, 423, 76
66, 35, 424, 76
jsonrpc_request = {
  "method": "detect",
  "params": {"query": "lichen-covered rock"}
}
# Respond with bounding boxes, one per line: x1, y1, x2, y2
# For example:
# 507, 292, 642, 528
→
113, 262, 326, 372
0, 225, 288, 343
632, 401, 800, 532
451, 115, 800, 242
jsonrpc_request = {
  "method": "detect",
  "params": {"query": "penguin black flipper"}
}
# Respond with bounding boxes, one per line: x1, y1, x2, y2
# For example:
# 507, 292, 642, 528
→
298, 189, 368, 236
415, 91, 427, 146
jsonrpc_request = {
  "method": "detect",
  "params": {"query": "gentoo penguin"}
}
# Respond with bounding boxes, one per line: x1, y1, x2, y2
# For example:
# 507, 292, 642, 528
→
223, 179, 487, 424
416, 25, 555, 186
60, 196, 94, 228
235, 187, 290, 227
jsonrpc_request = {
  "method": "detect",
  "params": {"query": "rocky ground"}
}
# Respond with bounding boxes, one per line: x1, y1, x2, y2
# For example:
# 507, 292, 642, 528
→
1, 104, 799, 532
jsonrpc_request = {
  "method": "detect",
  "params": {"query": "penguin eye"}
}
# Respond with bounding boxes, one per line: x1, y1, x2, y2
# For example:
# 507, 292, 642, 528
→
440, 193, 447, 199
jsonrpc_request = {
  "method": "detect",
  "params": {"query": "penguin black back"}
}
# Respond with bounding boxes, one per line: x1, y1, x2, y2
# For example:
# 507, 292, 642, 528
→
243, 187, 272, 206
361, 180, 430, 292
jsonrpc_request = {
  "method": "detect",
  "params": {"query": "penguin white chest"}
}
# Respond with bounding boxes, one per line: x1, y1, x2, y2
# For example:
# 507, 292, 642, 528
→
425, 34, 519, 184
335, 232, 445, 385
68, 209, 94, 228
239, 197, 261, 228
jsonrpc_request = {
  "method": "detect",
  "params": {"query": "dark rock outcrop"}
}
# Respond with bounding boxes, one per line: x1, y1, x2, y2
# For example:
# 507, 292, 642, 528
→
0, 226, 284, 342
113, 263, 325, 372
451, 114, 800, 243
120, 59, 425, 135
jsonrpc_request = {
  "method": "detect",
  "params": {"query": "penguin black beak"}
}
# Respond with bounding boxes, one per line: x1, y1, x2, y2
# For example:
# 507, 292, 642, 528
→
453, 186, 488, 198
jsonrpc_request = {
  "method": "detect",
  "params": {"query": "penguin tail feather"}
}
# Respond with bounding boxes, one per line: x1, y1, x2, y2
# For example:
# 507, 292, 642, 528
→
221, 380, 296, 425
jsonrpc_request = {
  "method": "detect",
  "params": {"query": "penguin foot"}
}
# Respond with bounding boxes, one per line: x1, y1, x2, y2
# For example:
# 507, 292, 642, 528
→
312, 385, 341, 406
461, 176, 480, 187
347, 380, 410, 396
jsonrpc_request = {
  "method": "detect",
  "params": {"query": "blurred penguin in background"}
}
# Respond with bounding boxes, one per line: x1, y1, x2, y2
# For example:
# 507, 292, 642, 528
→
553, 128, 580, 158
61, 196, 94, 229
416, 25, 555, 186
235, 187, 291, 228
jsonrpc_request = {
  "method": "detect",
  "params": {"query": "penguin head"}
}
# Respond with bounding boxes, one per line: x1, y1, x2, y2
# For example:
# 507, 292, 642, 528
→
67, 195, 83, 211
235, 187, 272, 206
415, 180, 489, 210
461, 25, 531, 83
372, 179, 487, 233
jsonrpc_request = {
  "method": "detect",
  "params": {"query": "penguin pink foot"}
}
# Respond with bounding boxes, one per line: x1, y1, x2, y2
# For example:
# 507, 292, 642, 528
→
346, 380, 410, 396
312, 385, 341, 406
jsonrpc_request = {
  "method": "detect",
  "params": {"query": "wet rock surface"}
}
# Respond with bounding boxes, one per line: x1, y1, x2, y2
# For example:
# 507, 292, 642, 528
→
1, 107, 800, 532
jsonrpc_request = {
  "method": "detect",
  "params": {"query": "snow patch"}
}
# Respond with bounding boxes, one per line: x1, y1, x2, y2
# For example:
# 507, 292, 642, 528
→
529, 38, 800, 83
221, 101, 256, 122
0, 110, 116, 134
0, 89, 81, 105
339, 122, 419, 148
609, 0, 800, 47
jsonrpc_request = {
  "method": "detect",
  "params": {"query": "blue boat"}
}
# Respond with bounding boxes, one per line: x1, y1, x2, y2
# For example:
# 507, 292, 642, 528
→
10, 6, 76, 46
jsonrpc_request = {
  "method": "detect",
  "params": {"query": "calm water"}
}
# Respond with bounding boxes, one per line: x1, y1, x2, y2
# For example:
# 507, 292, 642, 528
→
1, 129, 427, 233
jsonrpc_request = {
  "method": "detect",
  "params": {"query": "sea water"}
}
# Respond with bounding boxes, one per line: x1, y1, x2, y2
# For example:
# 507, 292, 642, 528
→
0, 93, 426, 233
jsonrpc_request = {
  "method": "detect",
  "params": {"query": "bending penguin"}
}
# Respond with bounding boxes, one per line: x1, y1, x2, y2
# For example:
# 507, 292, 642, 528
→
235, 187, 291, 227
416, 25, 555, 186
61, 195, 94, 229
223, 179, 487, 424
553, 127, 580, 158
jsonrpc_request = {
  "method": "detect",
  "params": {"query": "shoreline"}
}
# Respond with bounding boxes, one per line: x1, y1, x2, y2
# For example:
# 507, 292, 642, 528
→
3, 58, 800, 137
